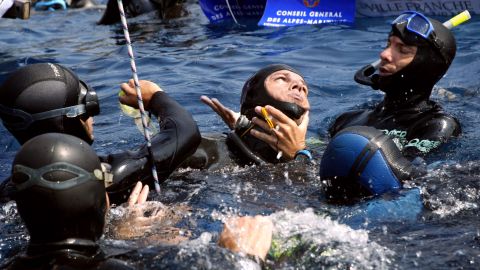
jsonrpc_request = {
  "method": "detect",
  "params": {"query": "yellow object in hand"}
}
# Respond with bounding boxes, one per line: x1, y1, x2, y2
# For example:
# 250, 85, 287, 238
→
261, 107, 275, 129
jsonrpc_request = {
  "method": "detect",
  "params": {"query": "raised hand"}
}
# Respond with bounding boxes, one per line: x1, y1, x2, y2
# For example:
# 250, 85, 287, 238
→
200, 95, 240, 130
119, 79, 163, 110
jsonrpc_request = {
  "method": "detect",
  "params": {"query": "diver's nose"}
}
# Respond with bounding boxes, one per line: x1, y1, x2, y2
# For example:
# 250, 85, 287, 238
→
380, 46, 393, 63
291, 80, 307, 94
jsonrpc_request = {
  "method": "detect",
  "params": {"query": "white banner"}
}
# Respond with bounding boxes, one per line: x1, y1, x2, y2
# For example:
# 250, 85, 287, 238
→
356, 0, 480, 17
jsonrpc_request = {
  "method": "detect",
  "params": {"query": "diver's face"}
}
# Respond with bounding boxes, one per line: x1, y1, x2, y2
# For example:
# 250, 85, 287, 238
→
264, 70, 310, 110
379, 35, 417, 76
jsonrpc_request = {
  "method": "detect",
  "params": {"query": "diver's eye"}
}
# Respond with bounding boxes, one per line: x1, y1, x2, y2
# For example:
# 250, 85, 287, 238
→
385, 41, 391, 49
399, 44, 416, 55
275, 76, 287, 82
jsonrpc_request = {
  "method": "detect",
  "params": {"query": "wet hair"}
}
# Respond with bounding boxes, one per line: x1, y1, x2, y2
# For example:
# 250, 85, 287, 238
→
12, 133, 107, 244
0, 63, 99, 144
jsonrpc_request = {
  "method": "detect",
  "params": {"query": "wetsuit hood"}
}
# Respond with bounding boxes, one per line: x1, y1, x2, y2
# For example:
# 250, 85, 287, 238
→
237, 64, 306, 163
356, 17, 456, 109
12, 133, 107, 245
240, 64, 306, 120
0, 63, 99, 145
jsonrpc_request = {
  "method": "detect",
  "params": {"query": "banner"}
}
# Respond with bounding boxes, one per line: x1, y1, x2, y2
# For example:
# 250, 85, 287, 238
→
199, 0, 479, 26
258, 0, 355, 26
198, 0, 266, 24
356, 0, 480, 17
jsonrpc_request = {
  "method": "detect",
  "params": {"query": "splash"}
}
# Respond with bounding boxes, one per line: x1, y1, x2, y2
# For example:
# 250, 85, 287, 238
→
421, 161, 480, 218
269, 208, 394, 269
105, 201, 191, 244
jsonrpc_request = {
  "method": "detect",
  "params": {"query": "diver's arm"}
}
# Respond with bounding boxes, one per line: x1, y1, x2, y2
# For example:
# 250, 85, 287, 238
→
105, 80, 200, 204
218, 215, 273, 261
402, 115, 461, 158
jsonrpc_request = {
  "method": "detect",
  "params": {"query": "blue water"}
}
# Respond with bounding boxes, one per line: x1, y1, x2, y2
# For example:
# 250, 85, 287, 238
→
1, 4, 480, 269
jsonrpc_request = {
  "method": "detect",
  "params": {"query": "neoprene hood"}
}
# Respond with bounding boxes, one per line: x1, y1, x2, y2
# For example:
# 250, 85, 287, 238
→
240, 64, 306, 121
355, 15, 456, 108
12, 133, 107, 244
236, 64, 306, 163
0, 63, 99, 144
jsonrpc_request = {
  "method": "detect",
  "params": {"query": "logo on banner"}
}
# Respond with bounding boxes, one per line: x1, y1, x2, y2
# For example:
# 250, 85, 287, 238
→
303, 0, 320, 8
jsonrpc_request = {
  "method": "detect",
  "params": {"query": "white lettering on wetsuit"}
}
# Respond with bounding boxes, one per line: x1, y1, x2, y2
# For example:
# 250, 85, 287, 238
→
381, 129, 441, 153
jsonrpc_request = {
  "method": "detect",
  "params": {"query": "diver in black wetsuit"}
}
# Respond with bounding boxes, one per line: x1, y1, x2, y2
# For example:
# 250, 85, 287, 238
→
0, 63, 201, 204
98, 0, 185, 25
329, 12, 460, 158
183, 64, 312, 170
3, 133, 133, 270
321, 11, 462, 202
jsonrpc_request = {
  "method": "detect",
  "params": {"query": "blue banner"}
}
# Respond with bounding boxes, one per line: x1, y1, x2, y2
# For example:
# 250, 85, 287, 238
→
199, 0, 266, 24
258, 0, 356, 26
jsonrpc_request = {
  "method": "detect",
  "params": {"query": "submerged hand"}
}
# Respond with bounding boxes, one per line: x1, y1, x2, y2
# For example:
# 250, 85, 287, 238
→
250, 105, 308, 160
201, 95, 240, 130
112, 183, 160, 239
218, 215, 273, 261
119, 79, 163, 110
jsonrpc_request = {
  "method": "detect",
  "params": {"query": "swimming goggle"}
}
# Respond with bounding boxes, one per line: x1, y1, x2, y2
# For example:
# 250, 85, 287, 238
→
34, 0, 66, 11
0, 80, 99, 130
392, 11, 434, 39
13, 162, 103, 191
391, 11, 446, 53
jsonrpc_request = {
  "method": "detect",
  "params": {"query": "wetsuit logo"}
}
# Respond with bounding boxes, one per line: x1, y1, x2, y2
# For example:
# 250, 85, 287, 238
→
303, 0, 320, 8
381, 128, 441, 153
405, 139, 441, 153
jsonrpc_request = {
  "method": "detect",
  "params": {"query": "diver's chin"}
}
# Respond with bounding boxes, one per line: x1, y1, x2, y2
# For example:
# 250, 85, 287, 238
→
295, 110, 309, 125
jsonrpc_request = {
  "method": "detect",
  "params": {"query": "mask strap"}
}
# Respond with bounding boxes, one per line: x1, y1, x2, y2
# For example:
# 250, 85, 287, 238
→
0, 104, 86, 130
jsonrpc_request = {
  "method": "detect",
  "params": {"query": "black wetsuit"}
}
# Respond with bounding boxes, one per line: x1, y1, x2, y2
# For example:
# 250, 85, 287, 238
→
0, 91, 201, 204
4, 240, 133, 270
98, 0, 184, 25
335, 16, 461, 160
329, 99, 461, 159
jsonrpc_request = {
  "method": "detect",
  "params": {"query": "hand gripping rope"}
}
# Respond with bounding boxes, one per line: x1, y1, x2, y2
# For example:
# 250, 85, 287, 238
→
116, 0, 162, 194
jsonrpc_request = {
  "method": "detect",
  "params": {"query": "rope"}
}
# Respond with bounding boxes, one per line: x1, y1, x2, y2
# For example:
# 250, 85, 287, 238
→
116, 0, 161, 194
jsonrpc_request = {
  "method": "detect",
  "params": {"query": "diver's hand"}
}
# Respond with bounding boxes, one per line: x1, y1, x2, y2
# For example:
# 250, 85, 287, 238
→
250, 105, 308, 160
119, 79, 163, 110
127, 181, 149, 206
200, 95, 239, 130
112, 182, 160, 239
218, 215, 273, 261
